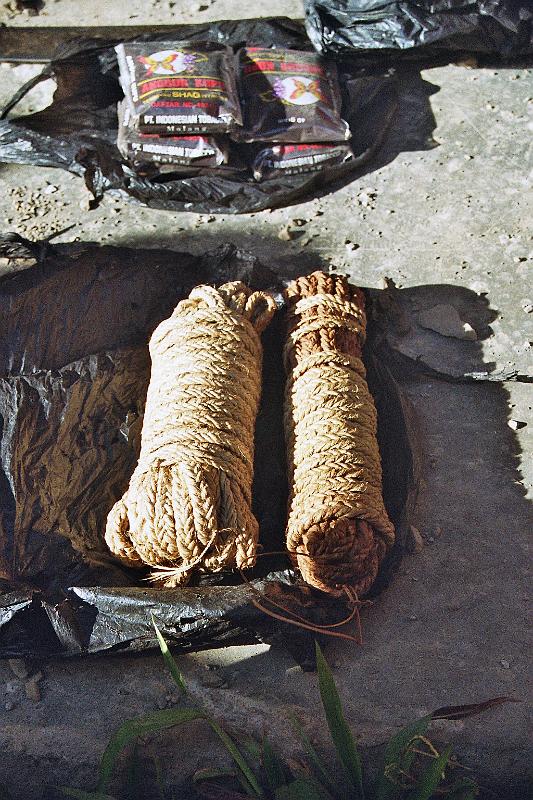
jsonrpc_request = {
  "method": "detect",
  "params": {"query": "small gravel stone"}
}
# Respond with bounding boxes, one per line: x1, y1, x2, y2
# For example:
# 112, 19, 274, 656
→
357, 188, 377, 209
508, 419, 526, 431
200, 671, 226, 688
285, 665, 303, 676
406, 525, 424, 553
344, 240, 360, 251
8, 659, 29, 679
24, 677, 41, 702
278, 224, 296, 241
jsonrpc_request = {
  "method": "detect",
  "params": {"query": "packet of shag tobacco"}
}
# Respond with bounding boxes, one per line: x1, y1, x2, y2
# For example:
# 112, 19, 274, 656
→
237, 47, 350, 143
253, 142, 354, 180
116, 101, 228, 173
116, 41, 242, 134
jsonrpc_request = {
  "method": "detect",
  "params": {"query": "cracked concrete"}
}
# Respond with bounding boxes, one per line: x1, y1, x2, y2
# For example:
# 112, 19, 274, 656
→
0, 1, 531, 798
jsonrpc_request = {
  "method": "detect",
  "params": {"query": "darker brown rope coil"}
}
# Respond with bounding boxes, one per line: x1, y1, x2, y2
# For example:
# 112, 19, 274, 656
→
283, 271, 395, 597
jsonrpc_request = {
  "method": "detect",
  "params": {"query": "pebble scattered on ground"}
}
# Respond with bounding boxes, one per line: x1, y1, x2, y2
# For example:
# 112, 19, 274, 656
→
5, 185, 70, 238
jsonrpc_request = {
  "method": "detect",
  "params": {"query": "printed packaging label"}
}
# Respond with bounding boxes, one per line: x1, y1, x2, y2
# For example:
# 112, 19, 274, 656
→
253, 143, 354, 180
116, 100, 228, 172
238, 48, 350, 143
116, 41, 242, 134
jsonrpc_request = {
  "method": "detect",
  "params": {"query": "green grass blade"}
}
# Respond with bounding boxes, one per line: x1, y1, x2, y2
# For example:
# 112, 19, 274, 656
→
153, 754, 166, 800
289, 714, 340, 799
262, 738, 286, 792
97, 707, 206, 791
405, 745, 453, 800
152, 616, 187, 695
208, 720, 264, 798
374, 716, 432, 800
193, 767, 238, 783
315, 642, 365, 800
275, 778, 328, 800
125, 740, 142, 800
240, 735, 263, 764
59, 790, 118, 800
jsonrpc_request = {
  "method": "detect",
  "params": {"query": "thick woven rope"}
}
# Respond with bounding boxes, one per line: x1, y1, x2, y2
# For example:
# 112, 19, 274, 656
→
283, 271, 395, 597
105, 281, 276, 586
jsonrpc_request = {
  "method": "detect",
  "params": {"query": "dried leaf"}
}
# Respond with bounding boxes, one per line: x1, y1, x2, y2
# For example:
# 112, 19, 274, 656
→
431, 697, 518, 720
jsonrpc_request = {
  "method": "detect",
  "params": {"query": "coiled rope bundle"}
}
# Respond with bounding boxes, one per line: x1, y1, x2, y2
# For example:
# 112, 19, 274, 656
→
284, 271, 395, 597
105, 281, 276, 586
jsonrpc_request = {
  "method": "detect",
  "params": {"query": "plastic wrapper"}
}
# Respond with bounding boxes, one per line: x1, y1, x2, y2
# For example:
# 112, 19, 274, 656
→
304, 0, 533, 58
237, 47, 349, 143
116, 40, 242, 134
253, 142, 354, 181
0, 233, 417, 664
116, 100, 228, 175
0, 18, 398, 214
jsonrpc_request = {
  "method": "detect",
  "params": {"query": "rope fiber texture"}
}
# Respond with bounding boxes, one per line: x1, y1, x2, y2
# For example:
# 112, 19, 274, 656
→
105, 281, 276, 586
284, 271, 395, 597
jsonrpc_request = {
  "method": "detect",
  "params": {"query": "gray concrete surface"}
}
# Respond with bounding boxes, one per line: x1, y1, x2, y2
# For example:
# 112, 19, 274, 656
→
0, 1, 532, 799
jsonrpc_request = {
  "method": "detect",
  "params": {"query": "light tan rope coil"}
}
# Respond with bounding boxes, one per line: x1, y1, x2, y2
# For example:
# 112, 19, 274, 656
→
284, 271, 395, 597
105, 281, 276, 586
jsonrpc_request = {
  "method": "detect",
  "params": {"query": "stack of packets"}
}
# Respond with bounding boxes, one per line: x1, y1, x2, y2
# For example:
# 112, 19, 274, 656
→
115, 41, 238, 176
115, 41, 353, 182
238, 48, 353, 181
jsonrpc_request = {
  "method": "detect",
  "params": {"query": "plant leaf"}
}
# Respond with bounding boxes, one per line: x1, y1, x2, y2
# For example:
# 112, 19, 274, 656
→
208, 720, 264, 798
195, 785, 252, 800
153, 754, 166, 800
60, 790, 118, 800
151, 615, 187, 695
431, 697, 517, 720
275, 778, 327, 800
289, 714, 340, 799
125, 740, 141, 800
374, 716, 431, 800
405, 744, 452, 800
315, 642, 365, 800
97, 707, 206, 791
194, 768, 239, 784
240, 735, 262, 764
262, 738, 287, 792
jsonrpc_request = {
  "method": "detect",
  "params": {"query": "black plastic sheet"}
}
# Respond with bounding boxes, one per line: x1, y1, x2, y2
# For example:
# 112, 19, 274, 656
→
305, 0, 533, 59
0, 234, 416, 664
0, 18, 398, 214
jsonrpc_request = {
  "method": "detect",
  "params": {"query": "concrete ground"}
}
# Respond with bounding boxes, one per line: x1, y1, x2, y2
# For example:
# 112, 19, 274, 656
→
0, 1, 531, 798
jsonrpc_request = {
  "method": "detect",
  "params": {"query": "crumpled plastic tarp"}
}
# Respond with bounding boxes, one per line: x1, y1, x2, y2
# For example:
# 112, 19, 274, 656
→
304, 0, 533, 58
0, 234, 416, 665
0, 18, 398, 214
